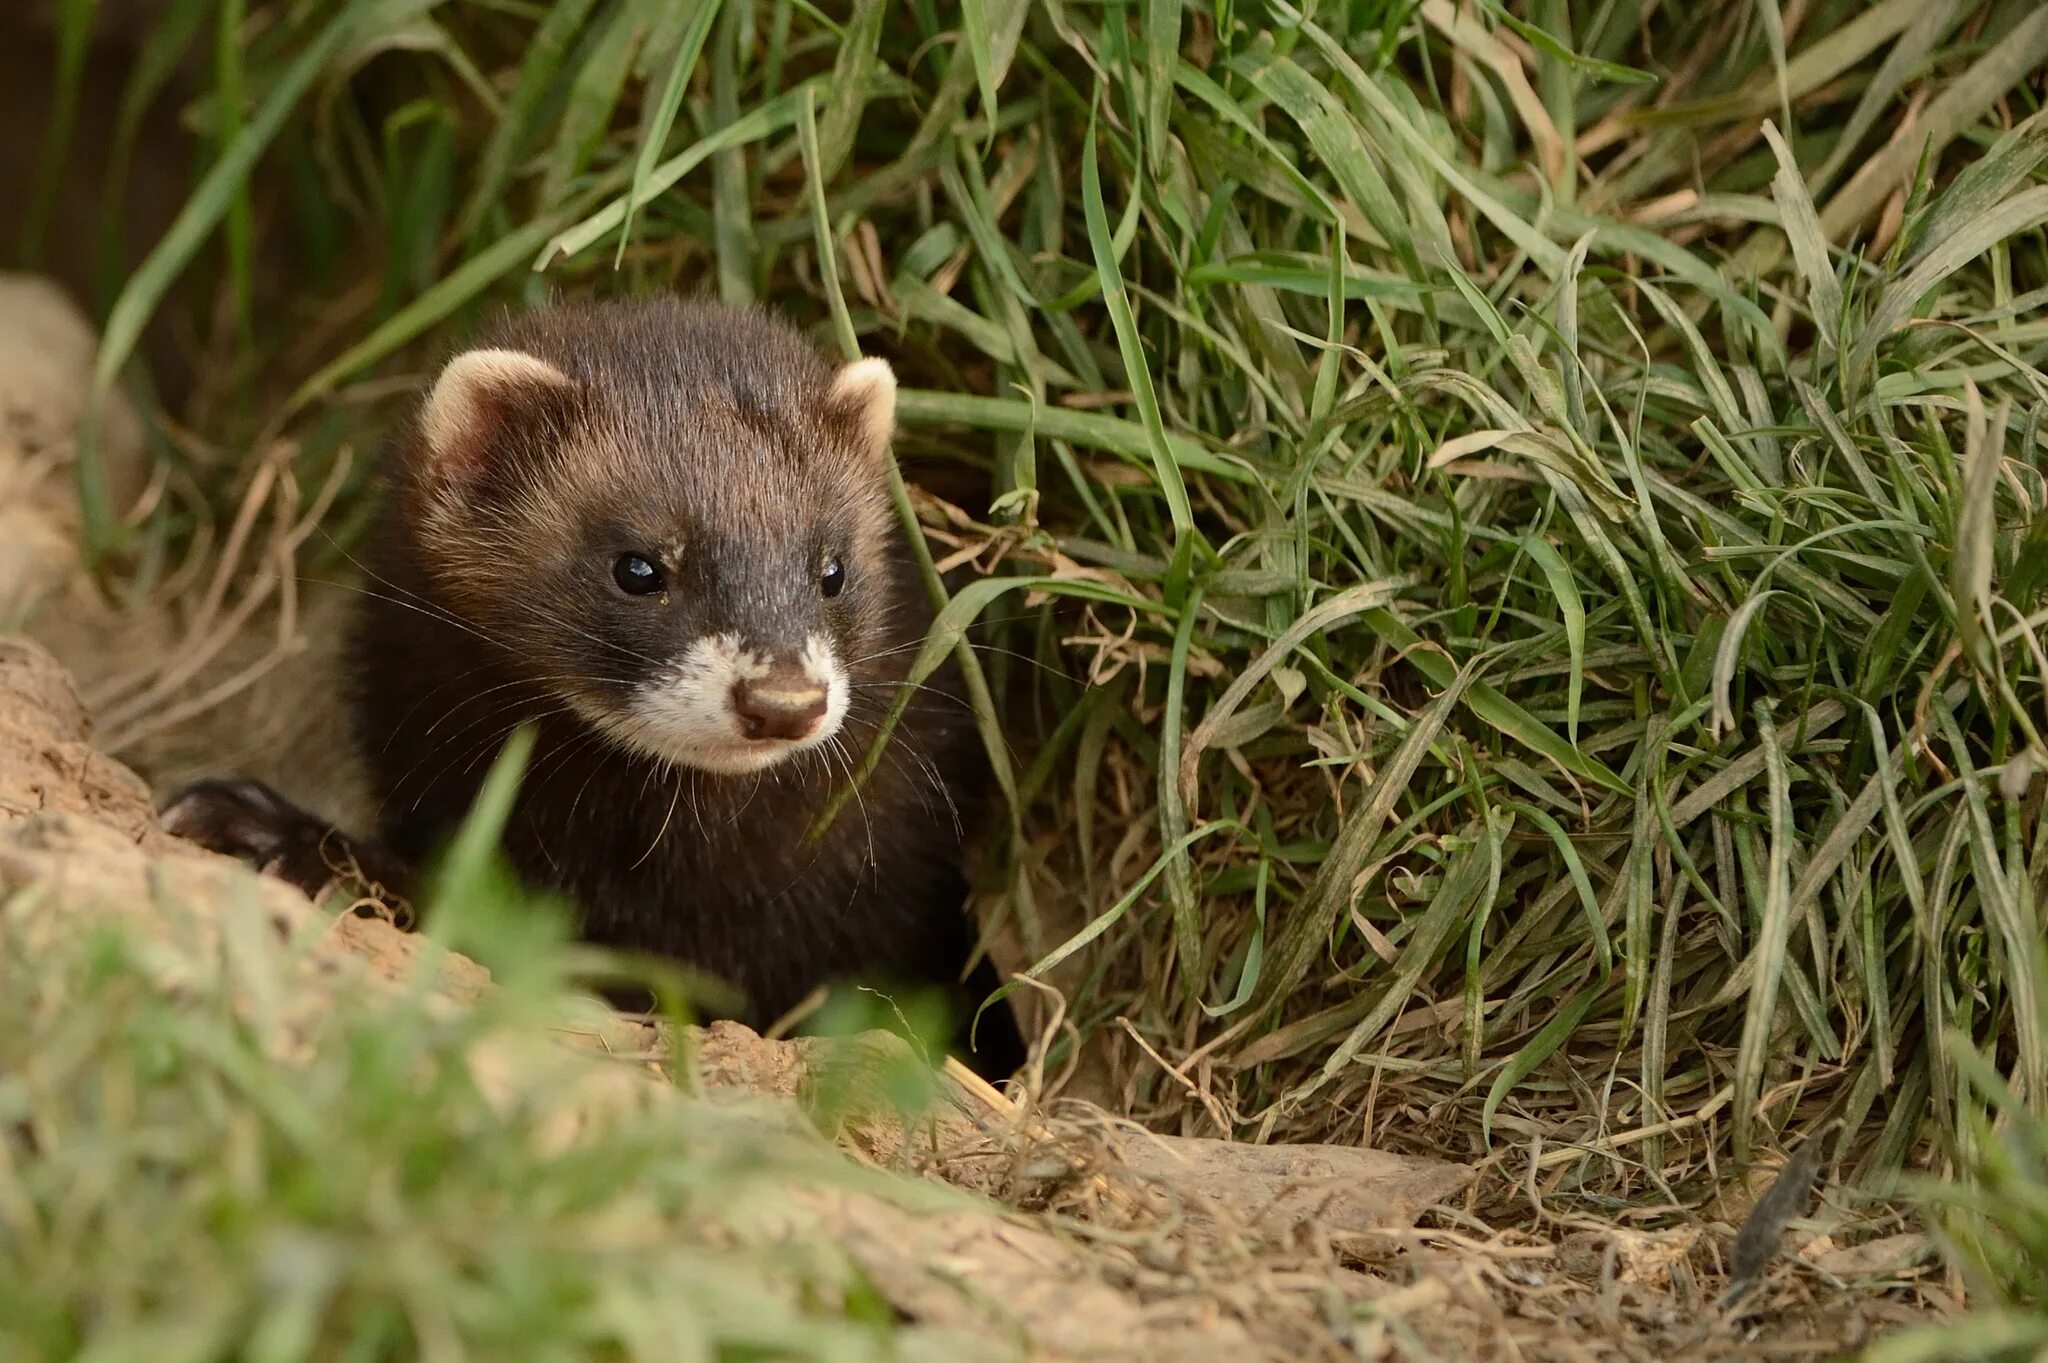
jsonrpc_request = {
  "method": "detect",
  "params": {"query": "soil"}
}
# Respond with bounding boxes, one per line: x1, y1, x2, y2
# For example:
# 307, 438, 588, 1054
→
0, 274, 1957, 1361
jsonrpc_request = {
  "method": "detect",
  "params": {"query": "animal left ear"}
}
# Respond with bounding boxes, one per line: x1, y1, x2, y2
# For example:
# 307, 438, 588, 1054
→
419, 347, 580, 488
826, 356, 897, 463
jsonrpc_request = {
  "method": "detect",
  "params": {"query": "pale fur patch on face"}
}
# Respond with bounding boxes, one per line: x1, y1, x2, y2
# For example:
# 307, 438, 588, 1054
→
800, 631, 853, 748
577, 631, 851, 776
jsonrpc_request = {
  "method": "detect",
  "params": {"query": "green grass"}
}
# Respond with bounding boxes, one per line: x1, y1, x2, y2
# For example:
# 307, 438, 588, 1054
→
0, 739, 965, 1362
0, 917, 939, 1360
1868, 1011, 2048, 1362
22, 0, 2048, 1290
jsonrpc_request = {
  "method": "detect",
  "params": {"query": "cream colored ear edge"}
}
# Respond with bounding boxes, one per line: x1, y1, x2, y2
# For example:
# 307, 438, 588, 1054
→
830, 356, 897, 459
421, 348, 574, 466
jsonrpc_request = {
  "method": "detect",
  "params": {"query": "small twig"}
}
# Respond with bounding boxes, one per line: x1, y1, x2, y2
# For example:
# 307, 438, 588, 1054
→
1115, 1015, 1233, 1136
939, 1053, 1149, 1219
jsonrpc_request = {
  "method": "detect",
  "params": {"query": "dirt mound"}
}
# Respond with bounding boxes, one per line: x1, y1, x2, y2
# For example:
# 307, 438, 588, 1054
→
0, 632, 1450, 1360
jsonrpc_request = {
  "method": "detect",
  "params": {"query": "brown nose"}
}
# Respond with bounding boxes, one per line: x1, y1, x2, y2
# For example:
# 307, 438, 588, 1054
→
731, 677, 827, 741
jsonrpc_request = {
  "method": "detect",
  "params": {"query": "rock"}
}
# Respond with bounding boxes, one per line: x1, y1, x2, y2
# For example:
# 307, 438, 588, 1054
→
819, 1193, 1259, 1363
0, 274, 151, 623
1558, 1226, 1702, 1288
0, 273, 148, 506
1115, 1132, 1476, 1235
0, 636, 164, 845
1807, 1233, 1934, 1281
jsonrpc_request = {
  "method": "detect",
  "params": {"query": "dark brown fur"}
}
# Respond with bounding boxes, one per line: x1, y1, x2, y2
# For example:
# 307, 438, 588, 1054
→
167, 297, 1022, 1076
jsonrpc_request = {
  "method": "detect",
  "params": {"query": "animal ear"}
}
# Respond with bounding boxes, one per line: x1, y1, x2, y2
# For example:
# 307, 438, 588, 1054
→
826, 356, 897, 463
419, 347, 579, 482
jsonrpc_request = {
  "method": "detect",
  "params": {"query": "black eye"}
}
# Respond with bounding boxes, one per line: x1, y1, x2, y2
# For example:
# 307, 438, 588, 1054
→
820, 557, 846, 598
613, 553, 665, 596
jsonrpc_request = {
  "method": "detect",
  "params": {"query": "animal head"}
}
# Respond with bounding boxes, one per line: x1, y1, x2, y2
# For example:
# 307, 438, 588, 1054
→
398, 298, 902, 776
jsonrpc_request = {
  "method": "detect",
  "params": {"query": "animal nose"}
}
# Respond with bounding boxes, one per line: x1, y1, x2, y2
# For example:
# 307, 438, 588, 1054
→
731, 677, 827, 741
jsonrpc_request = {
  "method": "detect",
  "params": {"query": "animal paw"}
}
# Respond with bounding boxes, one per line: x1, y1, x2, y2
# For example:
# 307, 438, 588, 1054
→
160, 777, 346, 900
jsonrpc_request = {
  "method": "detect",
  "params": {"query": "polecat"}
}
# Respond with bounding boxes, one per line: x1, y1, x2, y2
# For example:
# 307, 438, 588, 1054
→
164, 296, 1023, 1077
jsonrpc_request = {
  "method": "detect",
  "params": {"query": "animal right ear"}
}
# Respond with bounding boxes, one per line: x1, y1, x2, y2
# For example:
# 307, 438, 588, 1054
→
419, 348, 578, 483
825, 356, 898, 464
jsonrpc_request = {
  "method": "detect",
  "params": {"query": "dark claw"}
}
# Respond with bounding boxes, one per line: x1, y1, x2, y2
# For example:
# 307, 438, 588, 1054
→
160, 778, 406, 918
161, 778, 321, 867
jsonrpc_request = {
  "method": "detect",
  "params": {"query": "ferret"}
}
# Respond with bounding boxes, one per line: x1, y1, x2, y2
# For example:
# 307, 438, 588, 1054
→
163, 296, 1024, 1078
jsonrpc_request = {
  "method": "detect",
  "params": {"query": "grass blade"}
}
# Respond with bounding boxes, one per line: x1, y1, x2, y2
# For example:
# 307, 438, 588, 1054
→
288, 213, 569, 412
1482, 984, 1597, 1143
1518, 533, 1585, 743
1159, 584, 1206, 1002
1256, 661, 1483, 1014
1761, 120, 1841, 360
797, 84, 859, 362
16, 0, 98, 267
1080, 93, 1198, 603
1854, 185, 2048, 387
457, 0, 603, 236
616, 0, 722, 263
1732, 699, 1795, 1160
86, 2, 364, 561
1142, 0, 1183, 172
1820, 6, 2048, 242
539, 83, 816, 265
813, 0, 886, 181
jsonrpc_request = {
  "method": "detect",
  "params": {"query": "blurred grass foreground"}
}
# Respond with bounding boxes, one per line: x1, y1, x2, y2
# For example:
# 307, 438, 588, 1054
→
11, 0, 2048, 1298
